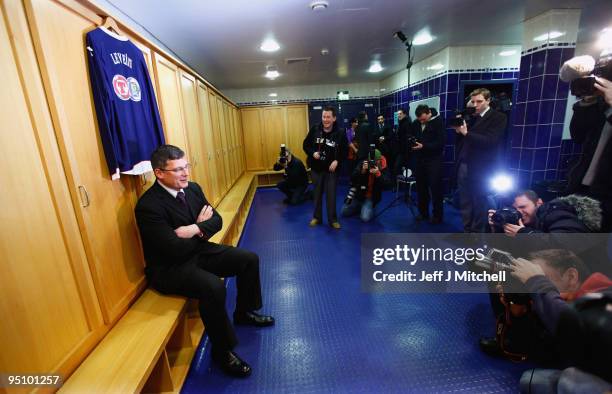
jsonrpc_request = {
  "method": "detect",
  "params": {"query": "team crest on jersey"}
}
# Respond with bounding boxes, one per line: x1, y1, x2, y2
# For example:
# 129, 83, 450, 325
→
113, 74, 141, 102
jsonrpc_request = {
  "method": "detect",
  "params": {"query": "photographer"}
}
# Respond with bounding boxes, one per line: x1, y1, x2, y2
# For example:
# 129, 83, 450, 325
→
303, 106, 346, 229
355, 111, 375, 161
487, 190, 602, 236
453, 88, 506, 233
273, 147, 310, 205
394, 108, 412, 178
410, 105, 446, 223
341, 146, 387, 222
560, 54, 612, 232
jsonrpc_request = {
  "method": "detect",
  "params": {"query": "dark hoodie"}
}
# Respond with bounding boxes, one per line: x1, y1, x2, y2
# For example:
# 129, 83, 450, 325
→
303, 121, 347, 172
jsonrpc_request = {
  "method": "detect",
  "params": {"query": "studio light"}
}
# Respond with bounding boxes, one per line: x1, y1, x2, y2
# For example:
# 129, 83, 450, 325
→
490, 174, 514, 194
394, 31, 408, 43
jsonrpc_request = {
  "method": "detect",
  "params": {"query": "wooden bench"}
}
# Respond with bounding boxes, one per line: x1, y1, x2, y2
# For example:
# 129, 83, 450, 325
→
61, 172, 257, 393
252, 169, 311, 187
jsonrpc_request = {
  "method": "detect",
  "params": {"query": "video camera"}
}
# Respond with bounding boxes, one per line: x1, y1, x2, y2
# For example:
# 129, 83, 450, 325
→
448, 107, 476, 127
491, 207, 522, 233
367, 144, 377, 169
570, 51, 612, 97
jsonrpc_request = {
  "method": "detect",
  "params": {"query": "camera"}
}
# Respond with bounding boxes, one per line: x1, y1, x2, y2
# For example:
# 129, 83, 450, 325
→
407, 135, 419, 148
570, 51, 612, 97
279, 144, 287, 164
344, 185, 366, 204
448, 107, 476, 127
491, 207, 522, 232
367, 144, 377, 168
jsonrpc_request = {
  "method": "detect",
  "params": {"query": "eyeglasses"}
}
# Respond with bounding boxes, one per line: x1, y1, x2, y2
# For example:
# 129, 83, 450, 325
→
159, 163, 192, 174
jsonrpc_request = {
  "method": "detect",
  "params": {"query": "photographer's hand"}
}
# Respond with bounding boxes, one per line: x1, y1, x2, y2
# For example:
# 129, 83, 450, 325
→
510, 257, 545, 284
313, 152, 321, 160
487, 209, 496, 231
454, 120, 468, 136
329, 160, 338, 172
595, 77, 612, 106
503, 219, 525, 237
412, 142, 423, 150
369, 165, 379, 175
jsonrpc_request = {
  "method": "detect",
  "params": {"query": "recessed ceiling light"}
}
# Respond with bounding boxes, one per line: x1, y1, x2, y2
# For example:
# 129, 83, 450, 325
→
534, 31, 565, 42
321, 48, 329, 56
265, 70, 280, 79
310, 0, 328, 11
597, 27, 612, 50
427, 63, 444, 70
260, 39, 280, 52
269, 93, 278, 97
413, 31, 434, 46
379, 88, 386, 92
499, 50, 517, 56
368, 62, 383, 73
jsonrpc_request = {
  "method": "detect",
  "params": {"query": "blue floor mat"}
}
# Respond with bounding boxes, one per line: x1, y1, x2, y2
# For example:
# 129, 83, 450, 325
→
181, 185, 530, 393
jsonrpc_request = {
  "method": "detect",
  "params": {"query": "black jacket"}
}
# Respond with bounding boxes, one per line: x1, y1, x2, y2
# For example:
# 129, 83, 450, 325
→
135, 181, 228, 273
455, 108, 506, 180
282, 156, 308, 189
568, 97, 612, 197
409, 114, 446, 160
356, 121, 375, 161
303, 122, 347, 172
350, 159, 387, 206
518, 195, 602, 234
398, 116, 412, 159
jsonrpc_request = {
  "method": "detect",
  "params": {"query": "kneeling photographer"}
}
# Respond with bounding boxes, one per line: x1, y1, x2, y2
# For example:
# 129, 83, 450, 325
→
341, 145, 387, 222
487, 190, 602, 236
273, 145, 311, 205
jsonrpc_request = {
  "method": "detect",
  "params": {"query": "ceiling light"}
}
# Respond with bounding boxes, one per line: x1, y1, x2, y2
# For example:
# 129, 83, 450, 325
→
380, 88, 386, 92
597, 27, 612, 50
265, 70, 280, 79
368, 62, 383, 73
269, 93, 278, 97
427, 63, 444, 70
320, 48, 329, 56
534, 31, 565, 42
260, 39, 280, 52
310, 0, 328, 11
499, 50, 517, 56
413, 31, 433, 46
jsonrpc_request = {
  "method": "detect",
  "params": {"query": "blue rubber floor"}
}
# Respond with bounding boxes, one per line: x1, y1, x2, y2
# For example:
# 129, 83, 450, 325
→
181, 183, 530, 393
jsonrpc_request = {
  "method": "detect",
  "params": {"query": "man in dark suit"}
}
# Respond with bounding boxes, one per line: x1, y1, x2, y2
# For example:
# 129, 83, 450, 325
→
135, 144, 274, 378
396, 108, 413, 177
375, 114, 393, 158
410, 105, 446, 223
452, 88, 507, 233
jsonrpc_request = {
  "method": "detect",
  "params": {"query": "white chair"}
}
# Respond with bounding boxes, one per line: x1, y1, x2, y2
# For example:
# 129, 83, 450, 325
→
396, 168, 416, 200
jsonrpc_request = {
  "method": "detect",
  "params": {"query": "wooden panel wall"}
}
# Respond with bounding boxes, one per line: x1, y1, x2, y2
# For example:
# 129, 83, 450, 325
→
1, 0, 245, 382
240, 104, 310, 171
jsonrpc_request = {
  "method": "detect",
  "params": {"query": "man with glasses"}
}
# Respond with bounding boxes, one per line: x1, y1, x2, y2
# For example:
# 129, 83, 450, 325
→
135, 144, 274, 378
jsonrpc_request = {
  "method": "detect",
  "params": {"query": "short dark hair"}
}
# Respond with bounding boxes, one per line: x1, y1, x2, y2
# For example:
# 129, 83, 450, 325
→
350, 117, 358, 124
151, 144, 184, 170
357, 111, 368, 123
415, 105, 431, 117
398, 108, 407, 115
515, 189, 540, 204
470, 88, 491, 100
528, 249, 591, 282
377, 114, 384, 118
322, 106, 336, 117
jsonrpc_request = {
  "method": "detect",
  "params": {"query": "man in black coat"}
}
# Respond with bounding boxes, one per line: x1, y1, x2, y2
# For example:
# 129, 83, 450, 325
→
453, 88, 507, 233
273, 149, 310, 205
135, 145, 274, 378
566, 83, 612, 232
410, 105, 446, 223
395, 108, 412, 177
375, 113, 393, 158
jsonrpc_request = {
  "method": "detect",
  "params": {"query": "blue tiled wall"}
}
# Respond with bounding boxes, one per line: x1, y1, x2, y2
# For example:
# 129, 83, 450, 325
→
510, 45, 575, 188
380, 69, 520, 194
307, 98, 380, 132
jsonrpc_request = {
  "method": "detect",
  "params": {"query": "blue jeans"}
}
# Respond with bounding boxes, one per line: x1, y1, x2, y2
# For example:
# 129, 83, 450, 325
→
341, 198, 374, 222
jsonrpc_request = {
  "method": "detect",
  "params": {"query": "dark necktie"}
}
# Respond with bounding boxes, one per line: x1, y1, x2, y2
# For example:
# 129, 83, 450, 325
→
176, 191, 187, 206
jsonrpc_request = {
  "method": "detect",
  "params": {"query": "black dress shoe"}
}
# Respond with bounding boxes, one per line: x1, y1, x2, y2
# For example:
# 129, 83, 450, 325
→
234, 311, 275, 327
479, 337, 502, 357
212, 350, 252, 377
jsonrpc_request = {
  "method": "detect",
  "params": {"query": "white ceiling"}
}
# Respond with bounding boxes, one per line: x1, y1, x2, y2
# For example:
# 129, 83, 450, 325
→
107, 0, 612, 90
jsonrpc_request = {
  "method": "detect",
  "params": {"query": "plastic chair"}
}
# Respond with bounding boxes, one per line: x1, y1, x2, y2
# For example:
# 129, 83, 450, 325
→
396, 168, 416, 200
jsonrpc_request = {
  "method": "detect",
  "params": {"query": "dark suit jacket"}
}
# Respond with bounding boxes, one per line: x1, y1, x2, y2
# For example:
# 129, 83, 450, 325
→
409, 115, 446, 160
135, 181, 229, 274
455, 108, 506, 181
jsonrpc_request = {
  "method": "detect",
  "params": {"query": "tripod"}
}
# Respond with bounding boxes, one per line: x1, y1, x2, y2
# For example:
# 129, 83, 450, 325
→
374, 170, 417, 219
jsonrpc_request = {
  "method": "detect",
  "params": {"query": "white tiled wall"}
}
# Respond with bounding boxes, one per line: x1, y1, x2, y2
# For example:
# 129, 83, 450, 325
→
522, 9, 581, 51
223, 82, 381, 105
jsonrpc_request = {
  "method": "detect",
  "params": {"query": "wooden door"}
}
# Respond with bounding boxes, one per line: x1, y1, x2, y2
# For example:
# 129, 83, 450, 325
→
1, 0, 105, 378
196, 82, 218, 204
286, 105, 310, 164
25, 0, 147, 323
216, 96, 231, 190
240, 108, 265, 170
262, 106, 286, 169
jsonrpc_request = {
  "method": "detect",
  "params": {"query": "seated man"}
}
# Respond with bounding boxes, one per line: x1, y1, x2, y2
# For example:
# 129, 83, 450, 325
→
341, 147, 387, 222
135, 144, 274, 378
488, 190, 602, 236
273, 148, 311, 205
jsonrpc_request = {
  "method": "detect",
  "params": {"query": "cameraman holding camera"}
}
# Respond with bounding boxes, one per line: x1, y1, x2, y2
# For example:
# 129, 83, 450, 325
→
410, 105, 446, 223
560, 54, 612, 232
341, 145, 387, 222
273, 146, 310, 205
303, 106, 346, 229
487, 190, 602, 236
453, 88, 507, 233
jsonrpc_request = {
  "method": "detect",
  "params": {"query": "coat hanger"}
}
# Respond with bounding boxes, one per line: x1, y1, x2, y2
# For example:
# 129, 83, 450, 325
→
101, 16, 122, 35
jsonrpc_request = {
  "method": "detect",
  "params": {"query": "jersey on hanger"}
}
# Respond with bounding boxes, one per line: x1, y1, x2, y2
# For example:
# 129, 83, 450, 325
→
86, 27, 165, 179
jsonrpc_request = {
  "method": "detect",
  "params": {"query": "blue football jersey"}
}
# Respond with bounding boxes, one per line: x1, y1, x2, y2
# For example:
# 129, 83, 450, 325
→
86, 27, 165, 179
